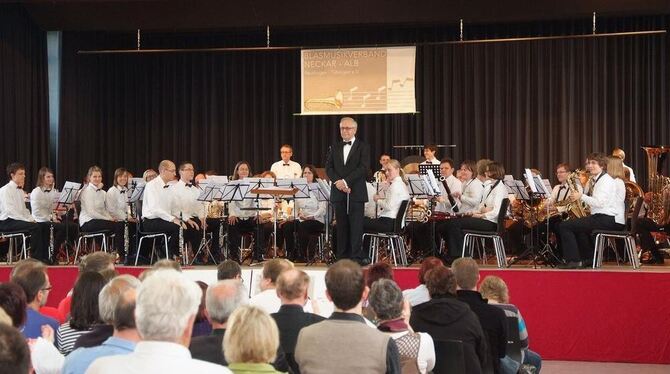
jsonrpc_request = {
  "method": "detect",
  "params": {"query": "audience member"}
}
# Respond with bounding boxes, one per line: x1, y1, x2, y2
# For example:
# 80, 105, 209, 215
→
217, 260, 242, 281
369, 279, 436, 374
63, 276, 141, 374
363, 261, 395, 323
0, 282, 27, 328
295, 259, 401, 373
56, 271, 107, 355
11, 263, 59, 338
0, 323, 31, 374
249, 259, 292, 314
87, 270, 230, 373
409, 266, 486, 374
192, 281, 213, 337
271, 269, 325, 373
452, 258, 507, 374
479, 276, 542, 373
58, 252, 116, 322
74, 274, 141, 349
224, 305, 284, 374
402, 257, 443, 307
0, 308, 11, 326
153, 259, 182, 272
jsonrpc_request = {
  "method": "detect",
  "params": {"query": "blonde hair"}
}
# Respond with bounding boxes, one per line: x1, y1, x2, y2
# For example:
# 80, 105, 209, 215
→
606, 156, 625, 180
479, 275, 510, 304
223, 305, 279, 364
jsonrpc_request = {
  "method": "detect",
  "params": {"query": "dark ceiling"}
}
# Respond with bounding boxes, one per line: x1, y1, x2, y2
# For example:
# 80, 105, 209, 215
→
17, 0, 670, 32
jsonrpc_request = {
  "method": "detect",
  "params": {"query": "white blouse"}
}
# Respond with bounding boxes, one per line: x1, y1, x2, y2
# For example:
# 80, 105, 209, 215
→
30, 187, 59, 223
106, 185, 129, 221
79, 183, 113, 226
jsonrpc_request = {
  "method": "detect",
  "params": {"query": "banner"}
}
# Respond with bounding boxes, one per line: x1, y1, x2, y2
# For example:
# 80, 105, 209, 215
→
301, 46, 416, 115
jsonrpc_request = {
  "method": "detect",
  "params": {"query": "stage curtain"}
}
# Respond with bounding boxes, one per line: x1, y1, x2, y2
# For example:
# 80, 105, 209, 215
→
58, 16, 668, 186
0, 5, 49, 186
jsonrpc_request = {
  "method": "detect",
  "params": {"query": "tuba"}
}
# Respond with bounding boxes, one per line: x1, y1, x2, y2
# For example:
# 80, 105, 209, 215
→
624, 181, 644, 216
642, 146, 670, 225
559, 170, 590, 219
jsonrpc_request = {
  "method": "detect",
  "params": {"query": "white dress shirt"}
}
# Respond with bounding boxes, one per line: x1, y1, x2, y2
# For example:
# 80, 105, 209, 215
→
378, 176, 410, 220
0, 181, 33, 222
580, 173, 623, 223
106, 185, 128, 221
142, 177, 177, 222
612, 178, 627, 225
171, 180, 205, 219
30, 187, 59, 223
270, 160, 302, 179
79, 184, 113, 226
402, 284, 430, 307
479, 179, 508, 223
248, 288, 282, 314
343, 136, 355, 165
434, 174, 462, 214
85, 341, 231, 374
623, 163, 636, 183
420, 158, 440, 165
459, 179, 485, 214
228, 196, 257, 219
295, 191, 327, 224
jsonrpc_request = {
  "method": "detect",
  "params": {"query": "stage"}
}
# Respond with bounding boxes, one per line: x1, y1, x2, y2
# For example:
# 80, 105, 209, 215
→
1, 264, 669, 365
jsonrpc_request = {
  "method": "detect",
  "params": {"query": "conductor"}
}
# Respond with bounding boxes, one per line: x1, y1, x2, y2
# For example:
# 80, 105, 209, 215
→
326, 117, 371, 265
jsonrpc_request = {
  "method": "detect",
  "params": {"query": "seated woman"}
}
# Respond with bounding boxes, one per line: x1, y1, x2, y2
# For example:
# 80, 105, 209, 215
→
369, 279, 435, 374
105, 167, 137, 259
438, 161, 508, 263
479, 275, 542, 373
224, 305, 284, 374
363, 159, 410, 234
227, 161, 264, 262
282, 165, 327, 262
78, 166, 124, 254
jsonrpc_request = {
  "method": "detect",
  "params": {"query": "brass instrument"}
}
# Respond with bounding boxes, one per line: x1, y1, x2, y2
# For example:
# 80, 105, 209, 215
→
561, 170, 590, 219
624, 181, 644, 216
642, 146, 670, 225
521, 199, 561, 228
405, 201, 431, 223
304, 91, 344, 111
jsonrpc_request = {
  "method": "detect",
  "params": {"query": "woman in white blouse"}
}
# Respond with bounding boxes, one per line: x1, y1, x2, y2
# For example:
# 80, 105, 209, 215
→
282, 165, 327, 262
457, 160, 485, 214
227, 161, 261, 262
363, 159, 410, 234
30, 167, 78, 260
106, 167, 130, 221
438, 161, 508, 262
78, 166, 124, 253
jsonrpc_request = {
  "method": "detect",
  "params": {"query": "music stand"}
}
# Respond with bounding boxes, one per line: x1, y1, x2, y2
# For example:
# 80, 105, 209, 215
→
250, 185, 298, 261
220, 180, 253, 263
276, 178, 310, 261
419, 164, 441, 178
407, 175, 440, 259
507, 173, 548, 268
192, 182, 225, 265
56, 181, 81, 262
308, 180, 335, 265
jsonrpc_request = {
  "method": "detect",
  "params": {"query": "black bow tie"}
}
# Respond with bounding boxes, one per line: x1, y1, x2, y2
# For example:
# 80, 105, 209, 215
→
163, 185, 170, 189
16, 186, 22, 190
95, 188, 102, 192
283, 164, 290, 166
120, 190, 126, 194
559, 186, 566, 190
185, 183, 193, 188
43, 189, 52, 193
343, 141, 352, 146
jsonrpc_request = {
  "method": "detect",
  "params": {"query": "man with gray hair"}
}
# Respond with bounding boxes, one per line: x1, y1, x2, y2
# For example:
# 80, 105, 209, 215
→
87, 270, 230, 374
141, 160, 183, 258
189, 279, 288, 372
73, 274, 141, 349
62, 275, 142, 374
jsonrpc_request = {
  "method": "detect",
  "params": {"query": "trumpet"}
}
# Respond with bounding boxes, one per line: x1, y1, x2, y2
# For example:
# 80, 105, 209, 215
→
304, 91, 344, 111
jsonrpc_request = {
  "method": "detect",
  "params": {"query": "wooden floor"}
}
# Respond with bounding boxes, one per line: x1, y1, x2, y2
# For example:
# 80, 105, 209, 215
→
544, 361, 670, 373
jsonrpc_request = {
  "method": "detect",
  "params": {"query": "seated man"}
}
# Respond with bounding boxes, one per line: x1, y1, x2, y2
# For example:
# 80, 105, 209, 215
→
87, 270, 231, 374
294, 260, 401, 373
10, 263, 59, 339
248, 258, 292, 314
0, 323, 31, 374
216, 260, 242, 281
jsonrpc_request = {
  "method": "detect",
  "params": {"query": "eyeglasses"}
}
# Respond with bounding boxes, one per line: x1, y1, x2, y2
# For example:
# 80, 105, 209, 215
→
340, 126, 356, 130
41, 286, 52, 292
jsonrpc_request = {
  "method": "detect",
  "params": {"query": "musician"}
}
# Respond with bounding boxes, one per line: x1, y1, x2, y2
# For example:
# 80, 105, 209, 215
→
106, 168, 131, 221
271, 144, 302, 179
227, 161, 262, 262
30, 167, 78, 259
363, 159, 410, 235
612, 147, 636, 183
540, 163, 578, 258
637, 187, 669, 264
438, 161, 508, 263
142, 160, 182, 259
0, 163, 48, 263
78, 166, 125, 254
142, 169, 158, 182
282, 165, 327, 261
458, 160, 485, 214
558, 153, 625, 269
171, 162, 205, 255
325, 117, 371, 265
373, 154, 391, 182
410, 158, 463, 255
421, 144, 440, 165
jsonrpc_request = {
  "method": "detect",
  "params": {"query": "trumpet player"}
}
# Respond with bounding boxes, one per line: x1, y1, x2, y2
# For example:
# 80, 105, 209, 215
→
373, 153, 391, 182
559, 153, 625, 269
30, 167, 78, 261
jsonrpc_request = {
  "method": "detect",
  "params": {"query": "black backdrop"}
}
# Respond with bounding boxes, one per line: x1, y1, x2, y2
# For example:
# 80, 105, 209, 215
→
14, 13, 670, 187
0, 6, 49, 187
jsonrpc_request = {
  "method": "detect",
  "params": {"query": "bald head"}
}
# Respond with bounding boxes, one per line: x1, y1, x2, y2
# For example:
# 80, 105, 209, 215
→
276, 269, 310, 305
158, 160, 176, 183
206, 280, 248, 325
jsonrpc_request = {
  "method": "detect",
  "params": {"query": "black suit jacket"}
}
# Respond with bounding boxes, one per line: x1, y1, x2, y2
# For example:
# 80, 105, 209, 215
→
189, 328, 289, 372
272, 304, 325, 373
326, 138, 371, 202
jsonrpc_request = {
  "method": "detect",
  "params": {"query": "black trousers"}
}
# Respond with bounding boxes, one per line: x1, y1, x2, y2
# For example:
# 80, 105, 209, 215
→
142, 218, 180, 258
227, 218, 264, 260
81, 219, 125, 253
205, 218, 222, 253
183, 216, 203, 252
407, 221, 440, 257
559, 214, 624, 262
0, 219, 47, 261
438, 217, 497, 258
637, 218, 668, 261
282, 220, 324, 260
38, 221, 79, 258
334, 200, 365, 260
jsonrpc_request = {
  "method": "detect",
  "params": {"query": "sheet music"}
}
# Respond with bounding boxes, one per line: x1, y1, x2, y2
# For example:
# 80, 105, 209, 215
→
59, 182, 82, 204
276, 178, 310, 199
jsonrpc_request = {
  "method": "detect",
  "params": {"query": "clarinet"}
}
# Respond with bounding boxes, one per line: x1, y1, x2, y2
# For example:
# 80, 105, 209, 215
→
48, 211, 55, 262
124, 205, 131, 259
179, 212, 185, 260
439, 176, 459, 213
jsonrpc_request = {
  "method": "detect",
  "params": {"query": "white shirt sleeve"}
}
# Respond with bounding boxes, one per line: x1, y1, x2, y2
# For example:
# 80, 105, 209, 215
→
482, 182, 507, 222
142, 180, 176, 222
418, 332, 436, 373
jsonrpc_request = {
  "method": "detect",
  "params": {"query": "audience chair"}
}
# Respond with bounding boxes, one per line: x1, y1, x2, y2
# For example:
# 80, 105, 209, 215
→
505, 316, 523, 364
434, 339, 467, 374
462, 198, 511, 268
